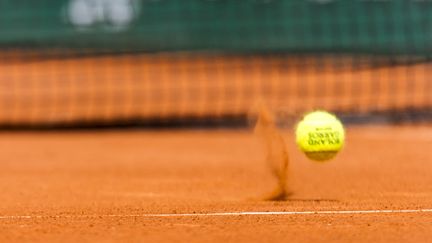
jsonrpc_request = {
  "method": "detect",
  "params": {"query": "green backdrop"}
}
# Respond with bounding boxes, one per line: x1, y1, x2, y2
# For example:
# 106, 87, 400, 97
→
0, 0, 431, 54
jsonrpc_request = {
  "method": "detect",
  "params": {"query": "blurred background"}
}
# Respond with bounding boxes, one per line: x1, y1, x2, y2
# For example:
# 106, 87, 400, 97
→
0, 0, 431, 128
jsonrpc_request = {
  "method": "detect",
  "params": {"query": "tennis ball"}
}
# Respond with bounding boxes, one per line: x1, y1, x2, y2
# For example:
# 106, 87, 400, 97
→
295, 111, 345, 161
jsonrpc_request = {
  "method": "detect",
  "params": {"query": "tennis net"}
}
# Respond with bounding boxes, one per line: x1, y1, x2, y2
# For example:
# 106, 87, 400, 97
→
0, 0, 431, 127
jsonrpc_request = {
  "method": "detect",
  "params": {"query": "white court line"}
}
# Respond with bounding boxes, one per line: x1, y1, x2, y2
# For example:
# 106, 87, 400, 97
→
1, 209, 432, 220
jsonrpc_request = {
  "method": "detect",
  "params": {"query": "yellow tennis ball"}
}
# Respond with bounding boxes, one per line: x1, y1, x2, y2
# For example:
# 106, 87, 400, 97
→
295, 111, 345, 161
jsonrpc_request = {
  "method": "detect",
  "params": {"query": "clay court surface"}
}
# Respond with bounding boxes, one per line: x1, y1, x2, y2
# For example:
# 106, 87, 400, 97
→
1, 125, 431, 242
